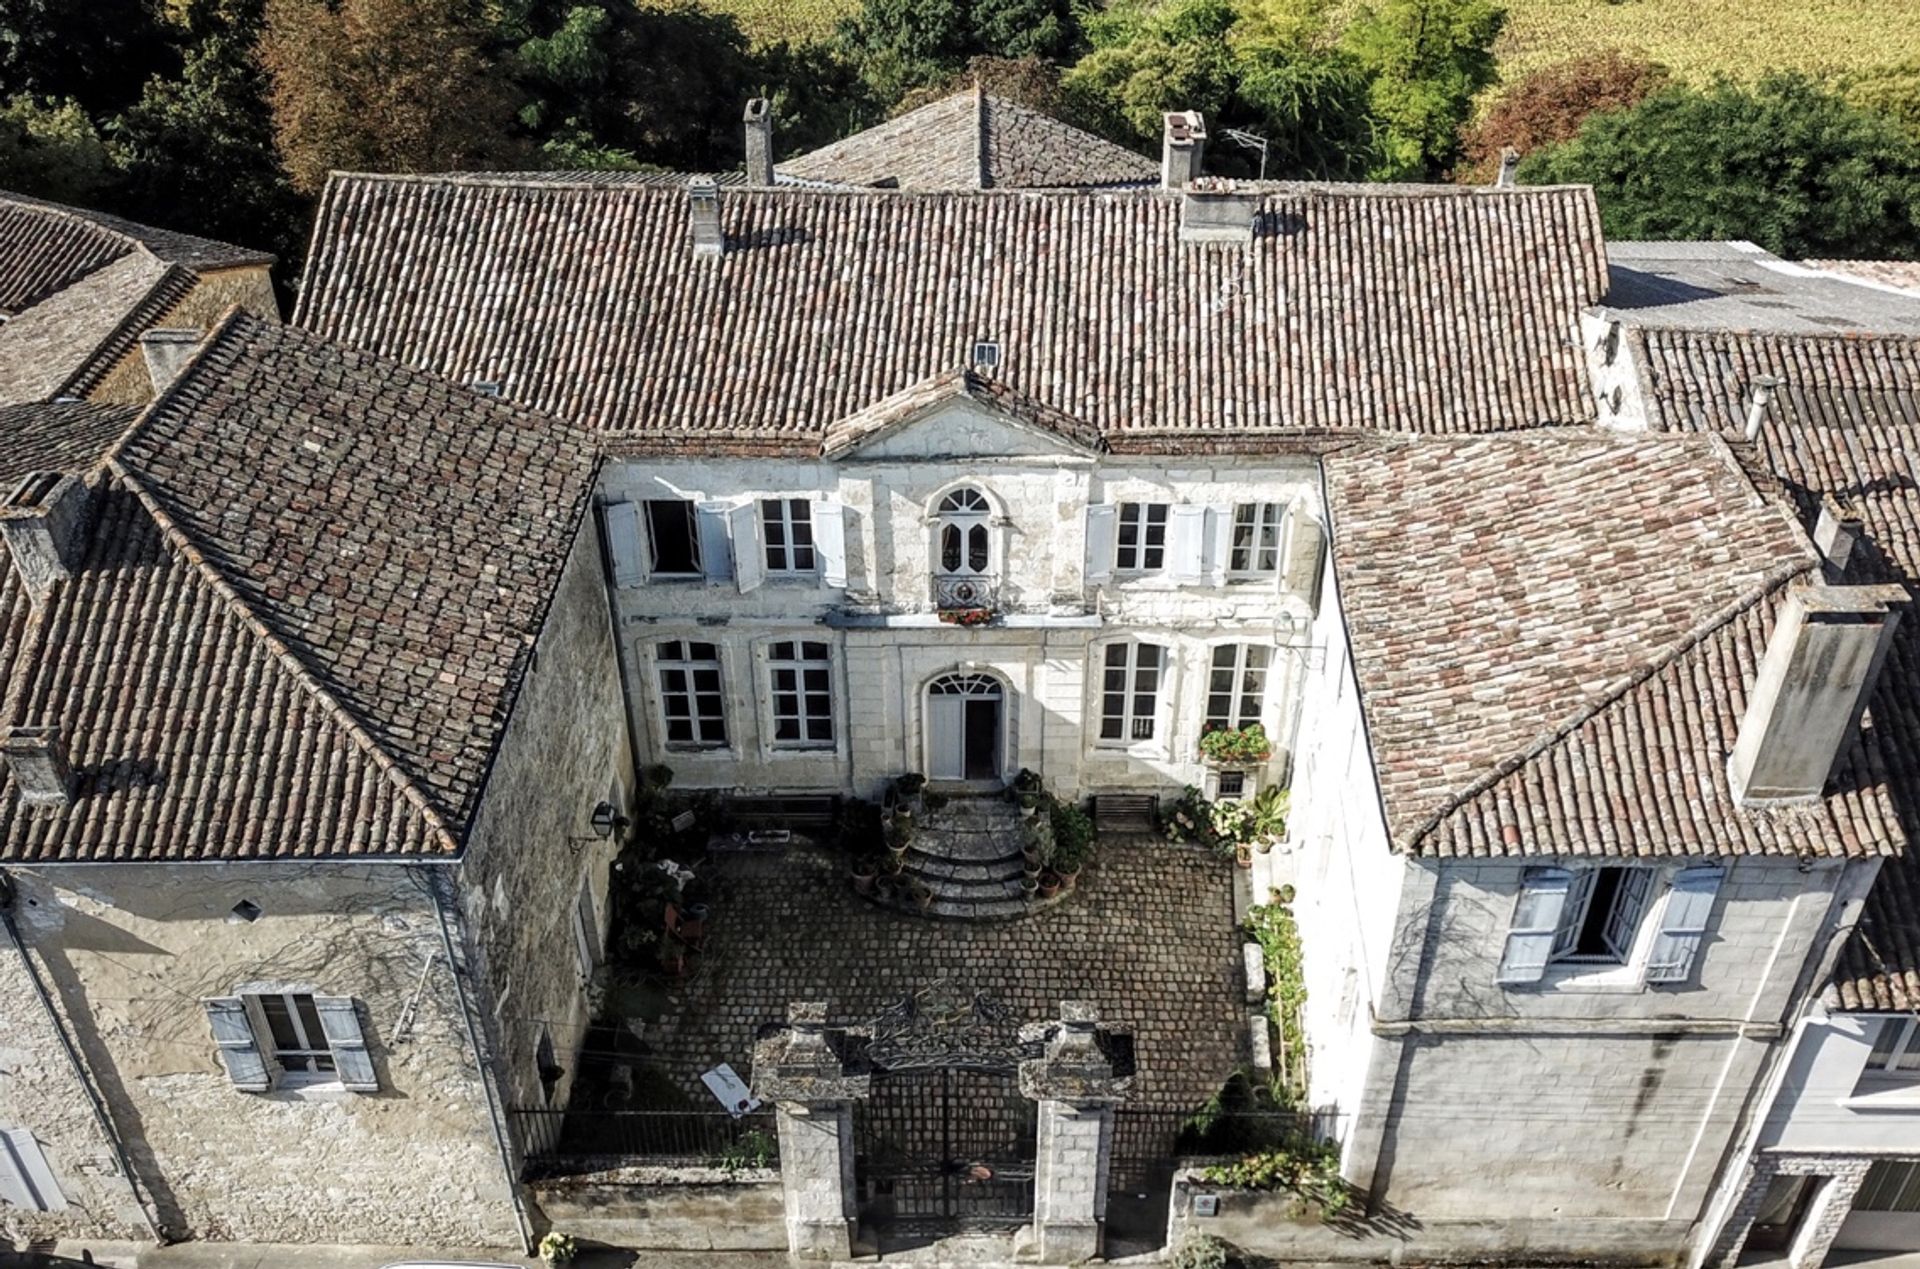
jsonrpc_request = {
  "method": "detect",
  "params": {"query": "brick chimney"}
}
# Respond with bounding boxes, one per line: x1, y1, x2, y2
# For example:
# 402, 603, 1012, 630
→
688, 177, 723, 256
1728, 584, 1908, 805
0, 472, 93, 607
139, 327, 204, 395
743, 98, 774, 185
4, 726, 73, 808
1162, 111, 1206, 190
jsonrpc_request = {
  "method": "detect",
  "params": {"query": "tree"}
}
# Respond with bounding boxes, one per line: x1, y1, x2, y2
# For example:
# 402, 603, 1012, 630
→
836, 0, 1082, 105
1844, 62, 1920, 142
1522, 75, 1920, 260
1340, 0, 1504, 180
0, 94, 120, 205
1456, 50, 1667, 182
0, 0, 173, 116
260, 0, 527, 194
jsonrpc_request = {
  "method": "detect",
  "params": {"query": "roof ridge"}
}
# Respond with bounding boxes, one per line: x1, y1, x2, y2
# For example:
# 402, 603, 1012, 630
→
1401, 559, 1815, 853
103, 318, 462, 854
974, 80, 990, 189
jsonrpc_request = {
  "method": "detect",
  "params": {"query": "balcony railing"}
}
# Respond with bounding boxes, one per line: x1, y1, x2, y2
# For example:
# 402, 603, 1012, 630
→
932, 573, 999, 612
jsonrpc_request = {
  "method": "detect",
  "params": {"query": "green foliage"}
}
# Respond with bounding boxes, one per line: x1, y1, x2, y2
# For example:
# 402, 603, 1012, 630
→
0, 0, 174, 117
1340, 0, 1505, 178
1843, 62, 1920, 141
1200, 1137, 1349, 1218
713, 1128, 778, 1173
1198, 722, 1274, 764
1048, 798, 1094, 871
1247, 891, 1307, 1102
1455, 48, 1667, 180
1170, 1232, 1233, 1269
836, 0, 1081, 102
0, 95, 119, 206
1522, 73, 1920, 259
537, 1231, 577, 1266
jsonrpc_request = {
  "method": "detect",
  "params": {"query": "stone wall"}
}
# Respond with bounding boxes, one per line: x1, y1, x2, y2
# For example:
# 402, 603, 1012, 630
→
527, 1167, 785, 1251
0, 860, 516, 1247
456, 517, 633, 1119
1702, 1151, 1880, 1269
87, 266, 280, 405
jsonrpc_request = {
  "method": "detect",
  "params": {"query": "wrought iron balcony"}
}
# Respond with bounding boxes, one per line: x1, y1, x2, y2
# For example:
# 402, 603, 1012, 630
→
932, 574, 999, 613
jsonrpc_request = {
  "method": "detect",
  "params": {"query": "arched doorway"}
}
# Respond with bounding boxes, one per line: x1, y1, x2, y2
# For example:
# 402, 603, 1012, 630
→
925, 673, 1003, 784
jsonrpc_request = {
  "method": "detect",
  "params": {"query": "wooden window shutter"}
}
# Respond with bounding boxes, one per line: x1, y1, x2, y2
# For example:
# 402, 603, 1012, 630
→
202, 997, 271, 1092
1084, 504, 1116, 584
1170, 505, 1207, 582
602, 501, 645, 588
1204, 505, 1233, 585
729, 503, 765, 594
1498, 868, 1573, 984
1645, 867, 1724, 984
1282, 501, 1326, 611
814, 502, 848, 589
313, 997, 379, 1092
696, 502, 734, 586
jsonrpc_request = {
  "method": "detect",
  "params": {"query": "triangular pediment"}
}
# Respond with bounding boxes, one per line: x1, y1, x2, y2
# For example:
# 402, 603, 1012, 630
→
821, 370, 1103, 460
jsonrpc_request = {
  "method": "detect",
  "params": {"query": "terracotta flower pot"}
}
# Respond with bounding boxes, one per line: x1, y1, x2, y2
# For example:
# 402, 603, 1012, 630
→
1234, 843, 1253, 869
1057, 867, 1082, 892
1039, 871, 1062, 900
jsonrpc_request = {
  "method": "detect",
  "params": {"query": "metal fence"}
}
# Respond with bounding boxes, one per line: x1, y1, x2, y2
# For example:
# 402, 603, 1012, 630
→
511, 1107, 779, 1168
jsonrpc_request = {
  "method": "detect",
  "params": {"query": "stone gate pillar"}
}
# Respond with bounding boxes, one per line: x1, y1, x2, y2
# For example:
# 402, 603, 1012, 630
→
1018, 1001, 1135, 1265
751, 1000, 871, 1261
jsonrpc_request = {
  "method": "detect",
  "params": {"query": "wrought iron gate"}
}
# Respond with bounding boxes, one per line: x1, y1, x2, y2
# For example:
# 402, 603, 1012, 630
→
853, 980, 1041, 1233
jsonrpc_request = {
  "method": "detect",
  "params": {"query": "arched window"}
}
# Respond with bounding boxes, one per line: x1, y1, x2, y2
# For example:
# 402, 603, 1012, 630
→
936, 487, 992, 577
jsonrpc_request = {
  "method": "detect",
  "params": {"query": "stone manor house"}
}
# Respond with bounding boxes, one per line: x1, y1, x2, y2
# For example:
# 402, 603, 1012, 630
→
4, 102, 1920, 1267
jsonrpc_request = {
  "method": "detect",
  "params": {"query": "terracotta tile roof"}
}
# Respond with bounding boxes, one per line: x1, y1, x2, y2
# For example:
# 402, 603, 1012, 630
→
1629, 326, 1920, 1008
0, 401, 140, 488
0, 190, 271, 313
1806, 259, 1920, 296
778, 89, 1159, 190
0, 254, 193, 406
296, 178, 1608, 443
1322, 431, 1899, 859
0, 314, 600, 862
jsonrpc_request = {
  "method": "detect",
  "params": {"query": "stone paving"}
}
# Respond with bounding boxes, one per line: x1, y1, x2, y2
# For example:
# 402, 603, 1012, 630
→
639, 837, 1245, 1114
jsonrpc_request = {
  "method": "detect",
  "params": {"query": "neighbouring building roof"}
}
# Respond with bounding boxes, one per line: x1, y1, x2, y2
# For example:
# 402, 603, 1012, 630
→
0, 253, 195, 407
1627, 324, 1920, 1009
0, 313, 599, 863
1602, 241, 1920, 337
1324, 430, 1902, 861
778, 89, 1160, 190
1805, 259, 1920, 296
0, 401, 140, 488
295, 177, 1608, 445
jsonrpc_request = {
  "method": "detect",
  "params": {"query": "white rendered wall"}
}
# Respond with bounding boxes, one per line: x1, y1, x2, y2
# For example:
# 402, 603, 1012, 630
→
1761, 1010, 1920, 1155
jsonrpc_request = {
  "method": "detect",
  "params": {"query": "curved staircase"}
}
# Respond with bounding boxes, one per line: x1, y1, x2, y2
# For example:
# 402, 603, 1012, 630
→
894, 795, 1031, 920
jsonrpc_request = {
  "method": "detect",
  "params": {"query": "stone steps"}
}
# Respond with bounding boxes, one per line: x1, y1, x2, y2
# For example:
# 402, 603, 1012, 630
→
864, 794, 1059, 921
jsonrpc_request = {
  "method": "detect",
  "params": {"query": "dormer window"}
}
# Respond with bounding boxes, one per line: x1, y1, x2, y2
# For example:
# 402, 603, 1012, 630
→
937, 487, 991, 576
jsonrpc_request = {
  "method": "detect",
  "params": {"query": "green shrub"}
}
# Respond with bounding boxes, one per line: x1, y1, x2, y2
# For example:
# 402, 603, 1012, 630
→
1171, 1232, 1233, 1269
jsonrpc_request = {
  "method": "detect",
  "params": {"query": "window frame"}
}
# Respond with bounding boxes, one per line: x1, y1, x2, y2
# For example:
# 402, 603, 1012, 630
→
1228, 502, 1285, 578
1864, 1018, 1920, 1081
643, 499, 703, 577
760, 498, 817, 576
1204, 642, 1271, 734
252, 991, 338, 1086
1114, 502, 1169, 575
1096, 640, 1168, 749
934, 486, 994, 579
655, 639, 729, 751
766, 639, 836, 751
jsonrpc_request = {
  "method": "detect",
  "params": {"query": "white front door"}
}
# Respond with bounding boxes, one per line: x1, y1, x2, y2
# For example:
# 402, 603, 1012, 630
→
925, 673, 1003, 782
928, 694, 966, 781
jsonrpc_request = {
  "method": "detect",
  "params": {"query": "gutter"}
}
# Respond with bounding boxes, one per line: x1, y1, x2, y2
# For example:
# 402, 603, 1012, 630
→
426, 864, 537, 1255
0, 869, 165, 1243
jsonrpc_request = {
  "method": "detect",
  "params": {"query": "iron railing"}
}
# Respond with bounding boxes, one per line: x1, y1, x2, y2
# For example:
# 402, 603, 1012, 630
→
932, 574, 999, 612
511, 1107, 778, 1168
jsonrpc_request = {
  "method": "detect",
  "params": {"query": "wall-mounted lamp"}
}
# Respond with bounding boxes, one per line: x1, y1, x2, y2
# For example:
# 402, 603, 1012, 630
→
590, 801, 631, 840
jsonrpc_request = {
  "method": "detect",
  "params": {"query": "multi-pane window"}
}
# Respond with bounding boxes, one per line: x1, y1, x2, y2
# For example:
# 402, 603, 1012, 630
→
1229, 503, 1284, 576
254, 992, 336, 1078
1859, 1161, 1920, 1213
657, 640, 727, 749
644, 500, 701, 574
1501, 865, 1721, 986
1099, 642, 1165, 744
768, 640, 834, 748
1866, 1018, 1920, 1079
762, 499, 816, 574
937, 487, 991, 576
1551, 866, 1654, 964
1205, 644, 1270, 731
1115, 503, 1168, 573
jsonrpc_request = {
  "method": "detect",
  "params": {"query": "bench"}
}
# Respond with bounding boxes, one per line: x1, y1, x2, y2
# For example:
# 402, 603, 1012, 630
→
1093, 793, 1159, 835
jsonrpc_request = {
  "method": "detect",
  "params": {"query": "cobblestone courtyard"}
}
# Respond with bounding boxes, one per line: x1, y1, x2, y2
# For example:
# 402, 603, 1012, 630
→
638, 838, 1246, 1113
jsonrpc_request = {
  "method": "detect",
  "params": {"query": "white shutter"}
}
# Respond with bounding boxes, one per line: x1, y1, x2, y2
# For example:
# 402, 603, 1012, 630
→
1498, 868, 1573, 984
1084, 504, 1116, 585
1645, 867, 1724, 984
603, 501, 645, 589
0, 1127, 65, 1212
1550, 868, 1598, 960
729, 502, 765, 594
1603, 867, 1654, 960
1283, 501, 1326, 611
313, 996, 378, 1092
814, 502, 848, 588
1170, 505, 1207, 582
203, 997, 271, 1091
697, 502, 734, 586
1204, 505, 1233, 585
928, 695, 965, 780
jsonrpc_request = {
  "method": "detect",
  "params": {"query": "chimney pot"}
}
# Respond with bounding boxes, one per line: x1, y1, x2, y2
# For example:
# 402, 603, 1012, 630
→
1728, 584, 1908, 805
139, 327, 204, 395
743, 98, 774, 185
1814, 497, 1865, 578
1495, 146, 1521, 188
4, 726, 73, 808
0, 471, 93, 606
1162, 110, 1207, 190
687, 177, 724, 256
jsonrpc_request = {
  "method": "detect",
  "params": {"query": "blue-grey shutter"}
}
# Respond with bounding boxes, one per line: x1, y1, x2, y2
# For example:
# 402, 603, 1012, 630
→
603, 501, 645, 588
1084, 505, 1116, 585
814, 503, 847, 589
1204, 505, 1233, 585
1498, 868, 1573, 984
313, 996, 379, 1092
697, 502, 734, 586
729, 503, 765, 594
203, 997, 271, 1091
1645, 867, 1724, 984
0, 1127, 65, 1212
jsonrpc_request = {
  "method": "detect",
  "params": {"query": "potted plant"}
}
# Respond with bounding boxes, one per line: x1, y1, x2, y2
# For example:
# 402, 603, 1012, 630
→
1018, 790, 1041, 818
1052, 837, 1088, 891
1038, 869, 1063, 900
880, 848, 905, 877
850, 855, 879, 895
907, 877, 935, 911
1049, 800, 1094, 888
1198, 722, 1276, 766
1023, 818, 1054, 872
539, 1232, 578, 1267
1247, 786, 1289, 853
1013, 768, 1043, 794
1020, 872, 1040, 899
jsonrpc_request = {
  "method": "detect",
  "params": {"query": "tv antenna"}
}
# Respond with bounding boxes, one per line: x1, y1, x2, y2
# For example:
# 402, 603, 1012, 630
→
1220, 128, 1270, 180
